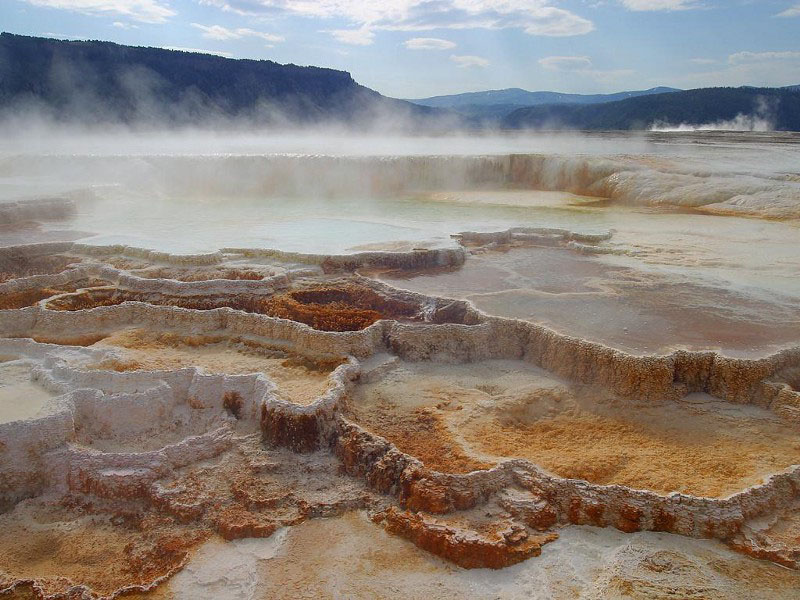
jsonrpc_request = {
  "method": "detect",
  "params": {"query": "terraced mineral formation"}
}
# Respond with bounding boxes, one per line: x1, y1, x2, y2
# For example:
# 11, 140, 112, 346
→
1, 230, 799, 598
345, 360, 800, 497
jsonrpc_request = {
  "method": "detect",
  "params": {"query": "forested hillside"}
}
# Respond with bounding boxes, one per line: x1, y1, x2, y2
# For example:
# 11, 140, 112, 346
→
502, 87, 800, 131
0, 32, 437, 126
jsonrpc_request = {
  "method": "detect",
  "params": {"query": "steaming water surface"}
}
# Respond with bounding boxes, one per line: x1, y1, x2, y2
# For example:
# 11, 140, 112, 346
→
0, 360, 57, 424
1, 131, 798, 355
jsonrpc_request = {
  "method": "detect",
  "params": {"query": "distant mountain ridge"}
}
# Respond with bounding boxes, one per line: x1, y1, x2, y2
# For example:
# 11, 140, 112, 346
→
0, 32, 440, 127
406, 86, 681, 122
409, 86, 680, 108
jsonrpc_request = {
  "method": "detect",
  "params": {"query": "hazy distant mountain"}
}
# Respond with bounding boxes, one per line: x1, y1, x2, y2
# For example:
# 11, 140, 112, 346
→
0, 32, 441, 127
407, 86, 680, 121
502, 87, 800, 131
409, 86, 680, 108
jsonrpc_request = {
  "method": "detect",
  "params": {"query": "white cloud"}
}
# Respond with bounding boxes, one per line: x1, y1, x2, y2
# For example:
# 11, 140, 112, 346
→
519, 6, 594, 35
689, 57, 716, 64
23, 0, 175, 23
403, 37, 456, 50
582, 68, 635, 83
450, 54, 489, 68
329, 28, 375, 45
618, 0, 697, 10
198, 0, 594, 41
777, 3, 800, 17
675, 50, 800, 88
42, 33, 91, 40
191, 23, 284, 42
728, 50, 800, 64
162, 46, 233, 57
538, 55, 593, 71
112, 20, 138, 28
538, 55, 633, 83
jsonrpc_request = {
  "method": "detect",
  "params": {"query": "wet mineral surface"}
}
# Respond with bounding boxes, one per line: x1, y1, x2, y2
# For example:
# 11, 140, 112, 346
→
1, 134, 800, 598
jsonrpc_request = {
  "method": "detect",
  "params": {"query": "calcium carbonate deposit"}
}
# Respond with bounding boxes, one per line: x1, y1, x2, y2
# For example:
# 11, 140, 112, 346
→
1, 131, 799, 599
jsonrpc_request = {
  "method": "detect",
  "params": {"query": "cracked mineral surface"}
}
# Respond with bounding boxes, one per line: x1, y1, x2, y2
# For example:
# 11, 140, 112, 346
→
1, 132, 800, 598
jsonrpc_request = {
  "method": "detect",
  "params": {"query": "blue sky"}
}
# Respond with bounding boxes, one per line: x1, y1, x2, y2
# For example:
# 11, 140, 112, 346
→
2, 0, 800, 98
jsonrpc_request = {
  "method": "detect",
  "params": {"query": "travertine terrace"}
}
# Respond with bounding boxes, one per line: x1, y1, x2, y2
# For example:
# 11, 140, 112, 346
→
1, 133, 800, 598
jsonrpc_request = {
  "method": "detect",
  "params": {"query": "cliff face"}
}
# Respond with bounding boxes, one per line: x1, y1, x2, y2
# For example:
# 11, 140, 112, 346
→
0, 33, 437, 126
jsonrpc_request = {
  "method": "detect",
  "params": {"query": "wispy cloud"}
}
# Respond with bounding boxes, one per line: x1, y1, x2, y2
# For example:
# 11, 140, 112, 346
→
22, 0, 175, 23
42, 32, 91, 40
777, 3, 800, 17
538, 55, 592, 71
618, 0, 698, 10
162, 46, 233, 57
403, 37, 456, 50
728, 50, 800, 64
329, 28, 375, 45
191, 23, 283, 42
198, 0, 594, 45
538, 54, 634, 82
450, 54, 489, 68
689, 57, 716, 64
676, 49, 800, 88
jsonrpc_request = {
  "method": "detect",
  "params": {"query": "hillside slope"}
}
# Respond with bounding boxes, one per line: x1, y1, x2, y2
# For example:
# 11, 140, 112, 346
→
0, 32, 439, 126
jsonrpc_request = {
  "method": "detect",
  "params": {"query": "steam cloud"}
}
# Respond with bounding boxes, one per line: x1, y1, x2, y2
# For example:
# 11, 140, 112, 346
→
650, 96, 779, 132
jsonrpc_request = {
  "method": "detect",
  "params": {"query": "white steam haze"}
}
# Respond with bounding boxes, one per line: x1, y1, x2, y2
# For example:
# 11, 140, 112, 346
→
650, 96, 778, 132
649, 113, 773, 132
2, 125, 799, 253
0, 69, 463, 134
